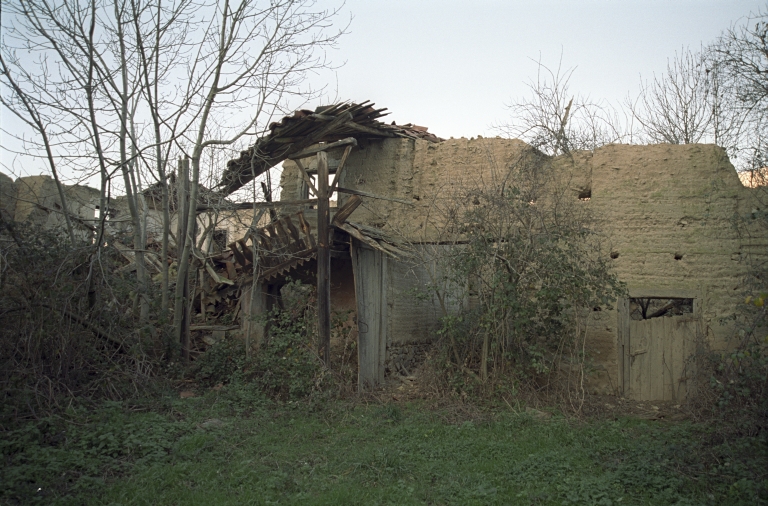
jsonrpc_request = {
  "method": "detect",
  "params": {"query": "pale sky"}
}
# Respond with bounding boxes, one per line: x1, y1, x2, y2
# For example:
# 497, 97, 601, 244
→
1, 0, 764, 185
325, 0, 765, 139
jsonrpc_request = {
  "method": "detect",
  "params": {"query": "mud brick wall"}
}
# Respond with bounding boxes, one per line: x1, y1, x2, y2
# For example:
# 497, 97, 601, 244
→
280, 138, 767, 391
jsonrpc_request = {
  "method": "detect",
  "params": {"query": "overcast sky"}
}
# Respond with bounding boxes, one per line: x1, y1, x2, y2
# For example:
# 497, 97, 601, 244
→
1, 0, 764, 182
324, 0, 765, 139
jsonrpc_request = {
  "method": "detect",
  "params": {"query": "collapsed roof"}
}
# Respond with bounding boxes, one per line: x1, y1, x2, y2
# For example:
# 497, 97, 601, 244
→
218, 101, 443, 195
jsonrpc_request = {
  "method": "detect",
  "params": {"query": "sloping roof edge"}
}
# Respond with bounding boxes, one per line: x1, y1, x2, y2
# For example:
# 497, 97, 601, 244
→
218, 101, 442, 195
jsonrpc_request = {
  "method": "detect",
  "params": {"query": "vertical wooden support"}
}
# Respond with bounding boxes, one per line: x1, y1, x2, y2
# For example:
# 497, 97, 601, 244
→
245, 208, 267, 359
617, 297, 630, 397
351, 241, 387, 390
199, 268, 206, 321
316, 151, 331, 366
176, 157, 189, 258
177, 157, 191, 361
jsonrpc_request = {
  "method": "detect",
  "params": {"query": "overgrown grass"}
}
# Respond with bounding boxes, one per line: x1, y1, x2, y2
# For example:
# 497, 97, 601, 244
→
2, 390, 766, 505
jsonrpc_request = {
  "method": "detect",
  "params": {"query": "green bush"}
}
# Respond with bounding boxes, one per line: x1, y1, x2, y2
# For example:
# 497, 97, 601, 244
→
0, 220, 157, 422
709, 292, 768, 425
427, 150, 624, 396
193, 280, 333, 403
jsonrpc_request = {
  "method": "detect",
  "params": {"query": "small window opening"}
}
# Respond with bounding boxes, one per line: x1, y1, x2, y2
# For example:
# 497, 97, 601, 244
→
629, 297, 693, 320
213, 229, 228, 251
578, 187, 592, 201
302, 172, 337, 207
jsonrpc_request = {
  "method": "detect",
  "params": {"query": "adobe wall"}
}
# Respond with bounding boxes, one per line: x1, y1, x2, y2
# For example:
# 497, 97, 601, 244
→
0, 172, 17, 222
565, 144, 766, 393
1, 173, 99, 237
280, 138, 767, 392
280, 137, 536, 242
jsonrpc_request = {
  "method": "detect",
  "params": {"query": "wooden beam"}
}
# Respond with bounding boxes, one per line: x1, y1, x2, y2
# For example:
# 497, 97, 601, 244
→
329, 145, 354, 195
295, 159, 319, 198
189, 325, 240, 331
343, 121, 397, 137
335, 187, 415, 206
261, 181, 278, 222
237, 239, 253, 263
332, 194, 362, 227
286, 137, 358, 160
283, 215, 301, 242
297, 211, 315, 248
228, 241, 247, 267
291, 112, 353, 154
204, 261, 234, 286
196, 199, 317, 211
317, 151, 331, 366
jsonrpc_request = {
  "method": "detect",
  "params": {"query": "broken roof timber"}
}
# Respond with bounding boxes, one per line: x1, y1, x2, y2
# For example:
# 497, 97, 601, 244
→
218, 101, 442, 196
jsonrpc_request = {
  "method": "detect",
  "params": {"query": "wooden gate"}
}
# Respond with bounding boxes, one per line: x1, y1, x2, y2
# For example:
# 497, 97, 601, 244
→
619, 298, 700, 401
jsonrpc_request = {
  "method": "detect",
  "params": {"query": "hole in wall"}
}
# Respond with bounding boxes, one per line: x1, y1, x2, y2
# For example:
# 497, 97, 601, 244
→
674, 252, 683, 260
578, 187, 592, 201
629, 297, 693, 320
610, 251, 619, 259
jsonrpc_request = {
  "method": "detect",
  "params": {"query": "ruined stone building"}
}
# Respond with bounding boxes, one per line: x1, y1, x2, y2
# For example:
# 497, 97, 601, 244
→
1, 172, 100, 236
218, 103, 767, 401
3, 102, 765, 402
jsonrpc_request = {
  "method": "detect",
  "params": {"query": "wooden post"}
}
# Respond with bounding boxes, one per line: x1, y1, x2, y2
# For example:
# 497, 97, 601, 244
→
177, 157, 191, 361
316, 151, 331, 366
176, 157, 189, 258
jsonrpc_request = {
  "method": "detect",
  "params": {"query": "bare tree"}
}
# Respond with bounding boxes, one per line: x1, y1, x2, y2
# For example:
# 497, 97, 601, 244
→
628, 48, 721, 145
168, 0, 346, 359
0, 53, 77, 246
709, 6, 768, 171
499, 57, 625, 156
2, 0, 346, 355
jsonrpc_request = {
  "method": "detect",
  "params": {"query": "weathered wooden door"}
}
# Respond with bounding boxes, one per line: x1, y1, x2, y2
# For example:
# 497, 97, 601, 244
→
619, 298, 699, 401
351, 242, 387, 390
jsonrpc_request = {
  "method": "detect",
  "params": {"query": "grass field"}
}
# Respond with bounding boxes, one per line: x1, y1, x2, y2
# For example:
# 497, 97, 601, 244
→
2, 386, 766, 505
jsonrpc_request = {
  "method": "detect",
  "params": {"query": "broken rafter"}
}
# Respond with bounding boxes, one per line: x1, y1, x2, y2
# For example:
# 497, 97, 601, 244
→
330, 145, 354, 194
331, 194, 362, 227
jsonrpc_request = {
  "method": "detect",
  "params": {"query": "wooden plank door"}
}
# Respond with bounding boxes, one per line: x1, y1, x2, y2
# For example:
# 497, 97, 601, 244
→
626, 314, 696, 401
